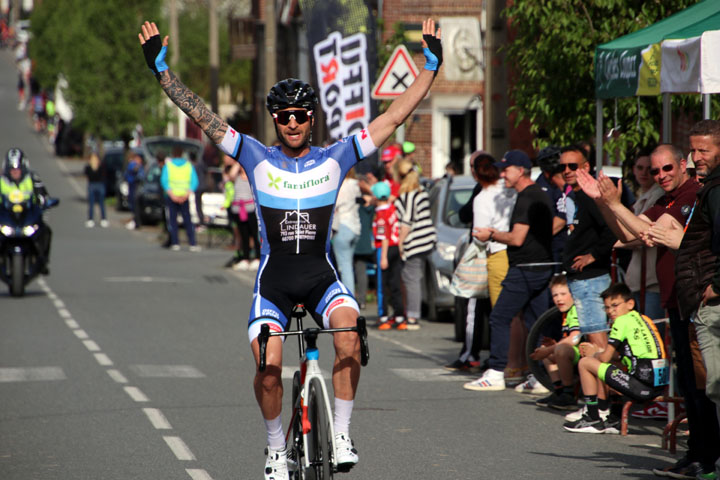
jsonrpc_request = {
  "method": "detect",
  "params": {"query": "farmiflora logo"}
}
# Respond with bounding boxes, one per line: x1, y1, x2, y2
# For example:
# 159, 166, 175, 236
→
267, 171, 330, 191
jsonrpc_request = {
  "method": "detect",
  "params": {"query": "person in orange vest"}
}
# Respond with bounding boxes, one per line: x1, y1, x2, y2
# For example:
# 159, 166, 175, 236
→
160, 146, 200, 251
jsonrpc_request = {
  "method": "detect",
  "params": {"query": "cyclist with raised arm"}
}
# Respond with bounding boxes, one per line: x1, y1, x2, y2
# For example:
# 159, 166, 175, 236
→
138, 19, 442, 479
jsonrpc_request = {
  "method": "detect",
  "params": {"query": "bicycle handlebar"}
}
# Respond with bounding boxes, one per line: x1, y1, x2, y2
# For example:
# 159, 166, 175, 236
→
257, 317, 369, 372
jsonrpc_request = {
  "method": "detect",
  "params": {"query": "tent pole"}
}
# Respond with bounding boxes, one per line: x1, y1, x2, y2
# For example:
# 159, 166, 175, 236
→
662, 93, 671, 143
596, 99, 603, 171
703, 93, 711, 120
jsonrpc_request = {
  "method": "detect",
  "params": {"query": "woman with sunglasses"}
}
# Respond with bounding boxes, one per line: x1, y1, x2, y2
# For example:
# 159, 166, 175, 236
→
139, 18, 443, 480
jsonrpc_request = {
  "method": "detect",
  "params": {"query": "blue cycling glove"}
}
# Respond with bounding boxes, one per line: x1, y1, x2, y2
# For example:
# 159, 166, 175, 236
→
423, 34, 443, 76
142, 34, 168, 79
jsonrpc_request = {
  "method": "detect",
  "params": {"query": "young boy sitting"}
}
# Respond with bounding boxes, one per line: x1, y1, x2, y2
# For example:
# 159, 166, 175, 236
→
530, 275, 582, 410
564, 282, 668, 434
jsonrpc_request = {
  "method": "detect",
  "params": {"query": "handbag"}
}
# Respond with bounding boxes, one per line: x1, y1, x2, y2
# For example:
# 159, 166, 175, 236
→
449, 241, 489, 299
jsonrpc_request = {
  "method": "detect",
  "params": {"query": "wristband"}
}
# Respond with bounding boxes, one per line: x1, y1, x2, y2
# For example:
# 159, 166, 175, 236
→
422, 34, 443, 74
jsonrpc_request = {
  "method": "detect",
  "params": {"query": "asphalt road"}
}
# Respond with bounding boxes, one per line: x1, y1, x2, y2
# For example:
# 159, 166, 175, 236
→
0, 49, 681, 480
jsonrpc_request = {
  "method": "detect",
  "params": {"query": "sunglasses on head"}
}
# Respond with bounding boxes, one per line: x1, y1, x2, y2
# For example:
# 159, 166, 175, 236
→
650, 164, 674, 176
561, 163, 579, 171
273, 109, 312, 126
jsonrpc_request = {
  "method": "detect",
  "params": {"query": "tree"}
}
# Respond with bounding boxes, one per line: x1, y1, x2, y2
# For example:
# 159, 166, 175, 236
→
503, 0, 702, 162
30, 0, 167, 142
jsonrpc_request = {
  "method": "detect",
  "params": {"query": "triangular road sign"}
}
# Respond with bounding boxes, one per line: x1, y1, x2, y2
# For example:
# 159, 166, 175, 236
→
372, 45, 420, 100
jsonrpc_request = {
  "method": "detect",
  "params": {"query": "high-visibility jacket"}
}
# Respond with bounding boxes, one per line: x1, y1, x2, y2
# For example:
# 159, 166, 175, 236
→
166, 161, 193, 196
0, 175, 34, 203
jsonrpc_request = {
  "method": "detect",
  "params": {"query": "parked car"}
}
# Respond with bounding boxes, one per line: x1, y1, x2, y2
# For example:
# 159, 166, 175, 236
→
133, 162, 165, 225
102, 146, 143, 197
424, 175, 476, 322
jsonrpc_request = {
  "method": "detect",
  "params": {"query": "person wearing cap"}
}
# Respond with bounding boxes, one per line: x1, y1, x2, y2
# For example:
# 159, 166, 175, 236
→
380, 143, 402, 202
463, 150, 554, 391
534, 146, 568, 269
371, 181, 405, 329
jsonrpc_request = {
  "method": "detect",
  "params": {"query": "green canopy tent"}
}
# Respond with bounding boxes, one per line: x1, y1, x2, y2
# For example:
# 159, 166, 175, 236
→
594, 0, 720, 170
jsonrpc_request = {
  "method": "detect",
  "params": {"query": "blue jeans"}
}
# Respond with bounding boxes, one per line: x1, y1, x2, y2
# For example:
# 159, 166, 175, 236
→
569, 274, 611, 334
332, 224, 359, 294
166, 198, 196, 247
488, 266, 552, 371
87, 182, 106, 220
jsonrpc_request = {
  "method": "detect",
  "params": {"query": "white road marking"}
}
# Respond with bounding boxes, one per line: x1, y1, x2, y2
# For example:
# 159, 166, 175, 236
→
143, 408, 173, 430
65, 319, 80, 329
58, 309, 72, 319
53, 299, 65, 309
55, 157, 85, 196
186, 469, 214, 480
368, 330, 447, 364
104, 276, 191, 284
124, 386, 150, 402
107, 369, 128, 384
390, 368, 472, 382
83, 340, 101, 352
73, 329, 89, 339
0, 367, 66, 382
164, 436, 196, 461
94, 353, 113, 366
131, 365, 205, 378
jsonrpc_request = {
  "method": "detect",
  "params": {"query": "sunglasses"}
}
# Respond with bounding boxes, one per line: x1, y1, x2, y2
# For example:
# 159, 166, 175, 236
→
273, 109, 312, 126
561, 163, 579, 171
650, 164, 674, 176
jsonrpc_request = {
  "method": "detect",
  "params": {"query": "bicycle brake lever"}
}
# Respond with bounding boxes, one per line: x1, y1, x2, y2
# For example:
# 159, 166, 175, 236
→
258, 324, 270, 372
356, 317, 369, 366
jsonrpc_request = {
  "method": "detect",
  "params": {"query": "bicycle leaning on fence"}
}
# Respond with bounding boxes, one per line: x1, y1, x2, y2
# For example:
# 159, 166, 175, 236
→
258, 305, 370, 479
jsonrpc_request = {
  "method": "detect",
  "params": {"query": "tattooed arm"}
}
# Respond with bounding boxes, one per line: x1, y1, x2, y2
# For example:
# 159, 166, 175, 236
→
138, 21, 227, 144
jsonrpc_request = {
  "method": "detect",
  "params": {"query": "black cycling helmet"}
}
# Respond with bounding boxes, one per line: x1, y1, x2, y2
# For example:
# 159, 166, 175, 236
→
536, 145, 562, 174
4, 148, 28, 175
266, 78, 318, 114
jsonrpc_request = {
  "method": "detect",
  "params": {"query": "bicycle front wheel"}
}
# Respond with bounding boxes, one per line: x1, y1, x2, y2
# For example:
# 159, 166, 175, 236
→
305, 378, 332, 479
526, 306, 563, 391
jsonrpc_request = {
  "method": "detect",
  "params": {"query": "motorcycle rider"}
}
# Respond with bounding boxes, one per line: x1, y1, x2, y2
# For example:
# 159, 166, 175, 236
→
0, 148, 52, 273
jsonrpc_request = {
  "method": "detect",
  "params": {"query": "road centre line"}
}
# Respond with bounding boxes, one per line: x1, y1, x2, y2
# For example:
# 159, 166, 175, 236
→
107, 369, 128, 384
186, 469, 214, 480
163, 436, 197, 461
73, 329, 89, 339
52, 299, 65, 309
58, 308, 72, 318
94, 353, 114, 366
65, 319, 80, 329
83, 340, 101, 352
143, 408, 173, 430
124, 386, 150, 402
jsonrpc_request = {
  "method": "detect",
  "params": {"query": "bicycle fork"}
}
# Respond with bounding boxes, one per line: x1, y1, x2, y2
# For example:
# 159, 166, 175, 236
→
300, 347, 337, 471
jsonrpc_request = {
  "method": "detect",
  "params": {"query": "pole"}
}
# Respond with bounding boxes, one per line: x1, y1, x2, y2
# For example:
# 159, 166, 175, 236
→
264, 0, 277, 145
595, 99, 603, 171
662, 93, 671, 143
209, 0, 219, 114
703, 93, 711, 120
169, 0, 180, 138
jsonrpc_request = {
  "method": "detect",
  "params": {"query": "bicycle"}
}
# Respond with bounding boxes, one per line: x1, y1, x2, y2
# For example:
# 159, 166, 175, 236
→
258, 305, 369, 479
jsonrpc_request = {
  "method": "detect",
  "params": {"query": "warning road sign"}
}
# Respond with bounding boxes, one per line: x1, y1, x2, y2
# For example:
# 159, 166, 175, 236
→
371, 45, 419, 100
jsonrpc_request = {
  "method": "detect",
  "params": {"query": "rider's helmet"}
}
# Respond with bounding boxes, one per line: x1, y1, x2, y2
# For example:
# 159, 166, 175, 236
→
3, 148, 29, 177
266, 78, 318, 114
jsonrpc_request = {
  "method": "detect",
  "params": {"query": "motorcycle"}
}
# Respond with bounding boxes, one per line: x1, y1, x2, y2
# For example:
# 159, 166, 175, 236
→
0, 193, 59, 297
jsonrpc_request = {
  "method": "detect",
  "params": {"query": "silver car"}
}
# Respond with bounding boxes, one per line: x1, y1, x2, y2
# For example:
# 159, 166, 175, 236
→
424, 175, 476, 322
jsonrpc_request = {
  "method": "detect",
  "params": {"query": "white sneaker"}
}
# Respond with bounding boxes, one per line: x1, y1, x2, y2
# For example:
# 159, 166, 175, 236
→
249, 259, 260, 270
189, 245, 202, 252
334, 432, 359, 469
564, 405, 609, 422
514, 374, 550, 395
170, 244, 181, 251
233, 259, 250, 271
85, 220, 95, 228
463, 369, 506, 391
125, 220, 136, 230
264, 446, 289, 480
100, 219, 109, 228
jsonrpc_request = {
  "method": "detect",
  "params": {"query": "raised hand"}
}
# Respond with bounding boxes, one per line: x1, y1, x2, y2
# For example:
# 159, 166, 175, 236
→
421, 19, 442, 74
596, 172, 622, 206
576, 169, 600, 199
138, 21, 169, 77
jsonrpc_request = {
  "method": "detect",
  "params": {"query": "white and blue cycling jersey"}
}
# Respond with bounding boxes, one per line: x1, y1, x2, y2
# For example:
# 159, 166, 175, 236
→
217, 126, 377, 340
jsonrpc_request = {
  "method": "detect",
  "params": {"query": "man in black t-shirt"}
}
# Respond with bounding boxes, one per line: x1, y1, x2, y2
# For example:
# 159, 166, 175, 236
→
464, 150, 554, 392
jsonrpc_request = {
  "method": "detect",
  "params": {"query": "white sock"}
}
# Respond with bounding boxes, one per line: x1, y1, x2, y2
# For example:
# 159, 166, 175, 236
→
264, 415, 285, 450
333, 398, 354, 435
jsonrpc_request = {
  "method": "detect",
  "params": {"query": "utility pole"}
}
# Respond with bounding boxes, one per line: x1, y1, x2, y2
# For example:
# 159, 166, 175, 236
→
169, 0, 184, 138
484, 0, 509, 159
264, 0, 277, 144
209, 0, 219, 114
